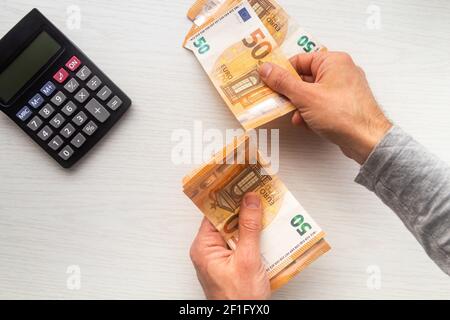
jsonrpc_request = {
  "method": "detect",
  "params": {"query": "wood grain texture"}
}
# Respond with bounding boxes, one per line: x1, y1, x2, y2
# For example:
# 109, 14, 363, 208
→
0, 0, 449, 299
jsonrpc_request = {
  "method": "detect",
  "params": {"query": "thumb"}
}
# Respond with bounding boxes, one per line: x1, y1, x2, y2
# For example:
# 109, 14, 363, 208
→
258, 62, 315, 107
237, 192, 263, 254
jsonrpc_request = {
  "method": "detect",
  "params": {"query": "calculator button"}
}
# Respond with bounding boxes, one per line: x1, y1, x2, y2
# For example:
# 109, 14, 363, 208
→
60, 123, 76, 139
64, 78, 79, 93
16, 106, 32, 121
76, 66, 91, 81
48, 135, 63, 151
37, 126, 53, 141
59, 145, 74, 160
71, 133, 86, 148
27, 116, 43, 131
65, 56, 81, 72
40, 81, 56, 97
29, 93, 44, 109
75, 88, 90, 103
62, 101, 77, 116
83, 121, 98, 136
39, 104, 55, 119
72, 111, 88, 126
107, 96, 122, 110
53, 68, 69, 84
85, 98, 110, 123
86, 76, 102, 91
50, 113, 65, 129
51, 91, 67, 106
97, 86, 112, 101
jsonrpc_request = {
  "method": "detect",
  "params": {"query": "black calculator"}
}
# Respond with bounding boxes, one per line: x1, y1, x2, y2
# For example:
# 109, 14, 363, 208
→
0, 9, 131, 168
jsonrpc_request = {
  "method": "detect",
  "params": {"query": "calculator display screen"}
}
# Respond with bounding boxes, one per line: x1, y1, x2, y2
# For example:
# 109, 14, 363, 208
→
0, 31, 61, 103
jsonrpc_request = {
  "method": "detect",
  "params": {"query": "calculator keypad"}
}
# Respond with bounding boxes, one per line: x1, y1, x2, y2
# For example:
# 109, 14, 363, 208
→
16, 54, 126, 165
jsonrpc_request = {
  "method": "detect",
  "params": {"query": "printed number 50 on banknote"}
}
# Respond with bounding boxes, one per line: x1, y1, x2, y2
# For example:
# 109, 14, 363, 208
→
185, 1, 299, 130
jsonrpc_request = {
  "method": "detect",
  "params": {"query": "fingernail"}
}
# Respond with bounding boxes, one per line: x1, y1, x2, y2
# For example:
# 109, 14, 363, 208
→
258, 63, 273, 78
244, 193, 261, 209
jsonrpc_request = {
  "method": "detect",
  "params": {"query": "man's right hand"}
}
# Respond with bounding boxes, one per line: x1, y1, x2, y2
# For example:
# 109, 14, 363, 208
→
258, 51, 392, 164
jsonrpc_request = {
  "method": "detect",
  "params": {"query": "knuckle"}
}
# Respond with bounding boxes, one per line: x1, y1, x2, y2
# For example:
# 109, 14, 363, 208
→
336, 52, 353, 63
240, 216, 261, 233
189, 244, 201, 265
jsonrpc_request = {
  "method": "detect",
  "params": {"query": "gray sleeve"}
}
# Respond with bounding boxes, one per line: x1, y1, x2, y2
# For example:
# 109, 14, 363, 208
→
355, 126, 450, 275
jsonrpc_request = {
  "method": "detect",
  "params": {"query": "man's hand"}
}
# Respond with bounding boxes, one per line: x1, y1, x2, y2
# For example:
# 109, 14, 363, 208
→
190, 192, 271, 300
258, 51, 392, 164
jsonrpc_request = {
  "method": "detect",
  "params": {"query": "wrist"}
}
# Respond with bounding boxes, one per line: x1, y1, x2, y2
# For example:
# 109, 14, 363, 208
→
342, 116, 392, 165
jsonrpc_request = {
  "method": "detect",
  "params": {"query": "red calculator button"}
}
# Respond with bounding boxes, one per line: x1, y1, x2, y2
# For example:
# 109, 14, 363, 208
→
53, 68, 69, 83
65, 56, 81, 71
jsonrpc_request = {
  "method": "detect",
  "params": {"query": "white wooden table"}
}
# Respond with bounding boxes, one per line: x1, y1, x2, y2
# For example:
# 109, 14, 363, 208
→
0, 0, 449, 299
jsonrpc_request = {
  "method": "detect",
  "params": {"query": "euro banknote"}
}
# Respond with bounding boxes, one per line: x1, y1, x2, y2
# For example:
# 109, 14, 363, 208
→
183, 135, 330, 290
184, 0, 325, 58
184, 0, 302, 130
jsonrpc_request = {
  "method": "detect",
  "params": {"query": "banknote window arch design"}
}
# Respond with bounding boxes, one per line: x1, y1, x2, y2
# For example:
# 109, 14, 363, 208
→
214, 164, 271, 213
221, 69, 268, 106
249, 0, 275, 18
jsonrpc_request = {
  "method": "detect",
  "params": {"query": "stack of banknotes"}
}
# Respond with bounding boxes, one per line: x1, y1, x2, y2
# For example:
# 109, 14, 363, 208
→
182, 0, 330, 290
183, 0, 325, 130
183, 136, 330, 290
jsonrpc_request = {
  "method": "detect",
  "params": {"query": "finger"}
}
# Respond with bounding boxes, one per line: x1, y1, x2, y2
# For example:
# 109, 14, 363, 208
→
258, 62, 315, 106
190, 218, 229, 270
289, 53, 315, 76
198, 217, 217, 233
236, 193, 263, 255
195, 217, 228, 248
301, 75, 314, 83
291, 111, 304, 126
289, 52, 328, 75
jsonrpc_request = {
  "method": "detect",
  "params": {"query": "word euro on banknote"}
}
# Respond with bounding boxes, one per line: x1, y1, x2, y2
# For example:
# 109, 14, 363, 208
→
183, 135, 330, 290
185, 0, 326, 57
185, 1, 301, 130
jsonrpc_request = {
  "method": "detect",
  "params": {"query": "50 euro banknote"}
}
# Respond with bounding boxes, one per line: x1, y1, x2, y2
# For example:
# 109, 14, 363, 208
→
183, 135, 330, 290
185, 0, 325, 58
184, 0, 302, 130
